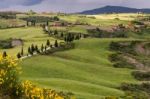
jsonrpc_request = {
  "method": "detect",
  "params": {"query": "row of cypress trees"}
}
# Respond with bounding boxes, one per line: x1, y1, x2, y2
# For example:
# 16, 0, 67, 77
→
16, 39, 58, 59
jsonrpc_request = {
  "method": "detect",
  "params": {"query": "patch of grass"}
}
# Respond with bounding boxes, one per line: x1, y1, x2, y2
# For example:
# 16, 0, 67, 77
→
68, 25, 88, 34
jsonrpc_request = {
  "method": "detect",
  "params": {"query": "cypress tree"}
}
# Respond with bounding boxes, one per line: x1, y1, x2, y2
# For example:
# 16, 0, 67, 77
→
54, 40, 58, 47
46, 40, 50, 47
46, 21, 49, 26
41, 44, 44, 52
28, 47, 33, 55
21, 47, 24, 56
28, 47, 31, 54
60, 32, 64, 38
27, 21, 29, 26
45, 46, 47, 51
17, 52, 21, 59
2, 51, 7, 58
31, 44, 35, 52
35, 45, 40, 53
54, 30, 58, 35
64, 36, 67, 42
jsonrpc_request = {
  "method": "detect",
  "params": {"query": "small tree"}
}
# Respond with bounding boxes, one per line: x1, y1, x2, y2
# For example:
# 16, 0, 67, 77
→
46, 40, 50, 47
3, 51, 7, 58
17, 52, 21, 59
31, 44, 35, 52
60, 32, 64, 38
28, 47, 31, 54
35, 45, 40, 53
21, 47, 24, 56
64, 36, 67, 42
45, 46, 47, 51
28, 47, 33, 55
41, 44, 44, 52
53, 16, 59, 21
46, 21, 49, 26
27, 21, 29, 26
54, 30, 58, 35
54, 40, 58, 47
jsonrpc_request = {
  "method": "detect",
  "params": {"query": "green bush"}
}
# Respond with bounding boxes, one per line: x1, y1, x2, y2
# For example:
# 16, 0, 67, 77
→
0, 39, 12, 49
132, 71, 150, 81
120, 83, 150, 96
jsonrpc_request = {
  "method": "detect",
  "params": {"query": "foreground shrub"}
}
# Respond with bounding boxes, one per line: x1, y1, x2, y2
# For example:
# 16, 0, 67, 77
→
0, 54, 21, 98
20, 80, 75, 99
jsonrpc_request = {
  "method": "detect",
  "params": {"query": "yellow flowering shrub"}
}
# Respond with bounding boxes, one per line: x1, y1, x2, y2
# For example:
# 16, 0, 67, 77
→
0, 53, 75, 99
21, 80, 75, 99
0, 54, 21, 97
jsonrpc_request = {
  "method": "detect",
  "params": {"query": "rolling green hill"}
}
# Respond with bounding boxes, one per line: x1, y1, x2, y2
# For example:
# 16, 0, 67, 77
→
20, 38, 138, 99
0, 27, 58, 56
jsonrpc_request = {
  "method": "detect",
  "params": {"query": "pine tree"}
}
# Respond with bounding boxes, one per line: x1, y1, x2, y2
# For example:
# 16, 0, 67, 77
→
54, 40, 58, 47
2, 51, 7, 58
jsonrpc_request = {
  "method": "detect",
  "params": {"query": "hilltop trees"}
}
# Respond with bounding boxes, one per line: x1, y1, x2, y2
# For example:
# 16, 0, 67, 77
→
64, 33, 75, 43
16, 35, 75, 58
28, 10, 36, 15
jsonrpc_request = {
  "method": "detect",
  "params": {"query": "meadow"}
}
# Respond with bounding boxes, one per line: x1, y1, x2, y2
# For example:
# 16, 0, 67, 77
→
0, 27, 58, 56
0, 13, 150, 99
20, 38, 138, 99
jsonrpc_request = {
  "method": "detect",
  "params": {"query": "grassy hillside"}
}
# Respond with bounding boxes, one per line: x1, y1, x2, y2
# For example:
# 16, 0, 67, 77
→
59, 15, 128, 27
0, 27, 57, 56
20, 38, 138, 99
87, 13, 147, 21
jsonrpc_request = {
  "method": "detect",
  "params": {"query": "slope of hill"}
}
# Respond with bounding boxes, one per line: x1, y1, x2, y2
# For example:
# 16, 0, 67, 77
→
20, 38, 137, 99
80, 6, 150, 14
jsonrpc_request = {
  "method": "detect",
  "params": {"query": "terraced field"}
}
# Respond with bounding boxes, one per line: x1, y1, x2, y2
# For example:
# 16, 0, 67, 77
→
20, 38, 138, 99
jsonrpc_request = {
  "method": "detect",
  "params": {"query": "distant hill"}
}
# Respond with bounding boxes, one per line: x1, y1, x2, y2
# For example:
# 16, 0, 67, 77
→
80, 6, 150, 14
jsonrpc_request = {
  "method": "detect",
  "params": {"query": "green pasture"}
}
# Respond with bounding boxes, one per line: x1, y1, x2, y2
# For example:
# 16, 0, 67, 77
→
20, 38, 138, 99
